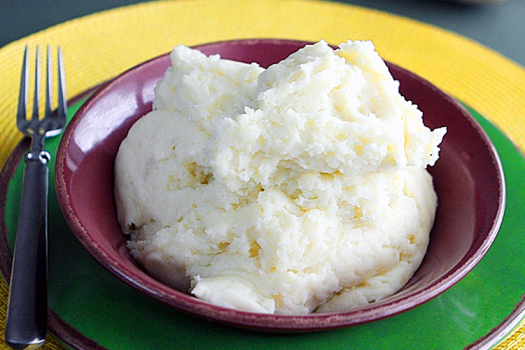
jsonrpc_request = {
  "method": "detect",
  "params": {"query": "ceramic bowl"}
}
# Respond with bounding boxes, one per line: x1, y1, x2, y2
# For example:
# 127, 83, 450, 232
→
55, 39, 505, 332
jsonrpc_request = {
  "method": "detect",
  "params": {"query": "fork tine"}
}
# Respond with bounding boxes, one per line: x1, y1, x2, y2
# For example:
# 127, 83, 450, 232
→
16, 46, 29, 130
45, 46, 52, 120
57, 46, 67, 122
31, 45, 41, 122
16, 45, 66, 137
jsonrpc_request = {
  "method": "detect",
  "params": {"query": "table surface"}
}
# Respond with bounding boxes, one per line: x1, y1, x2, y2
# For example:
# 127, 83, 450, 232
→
1, 0, 524, 67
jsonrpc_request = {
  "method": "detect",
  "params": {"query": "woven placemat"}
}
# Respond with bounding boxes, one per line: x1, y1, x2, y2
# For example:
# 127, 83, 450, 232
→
0, 1, 524, 349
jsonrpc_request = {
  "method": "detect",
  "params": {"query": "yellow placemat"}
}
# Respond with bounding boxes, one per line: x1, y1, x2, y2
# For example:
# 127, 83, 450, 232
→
0, 0, 523, 349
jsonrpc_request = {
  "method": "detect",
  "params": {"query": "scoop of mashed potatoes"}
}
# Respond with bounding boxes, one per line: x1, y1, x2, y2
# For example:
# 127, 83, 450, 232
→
114, 40, 446, 314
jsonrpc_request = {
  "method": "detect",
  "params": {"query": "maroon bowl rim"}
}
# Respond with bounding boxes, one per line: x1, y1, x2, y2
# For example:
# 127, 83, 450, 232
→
55, 38, 506, 332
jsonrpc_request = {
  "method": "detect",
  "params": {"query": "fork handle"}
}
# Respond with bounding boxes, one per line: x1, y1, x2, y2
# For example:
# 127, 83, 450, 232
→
5, 151, 49, 350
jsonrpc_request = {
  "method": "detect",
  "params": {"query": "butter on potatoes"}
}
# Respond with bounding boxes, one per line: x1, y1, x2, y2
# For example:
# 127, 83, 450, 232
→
114, 40, 446, 314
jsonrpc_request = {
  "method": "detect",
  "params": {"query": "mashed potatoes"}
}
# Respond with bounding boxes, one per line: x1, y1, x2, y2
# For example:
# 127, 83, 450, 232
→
114, 40, 446, 314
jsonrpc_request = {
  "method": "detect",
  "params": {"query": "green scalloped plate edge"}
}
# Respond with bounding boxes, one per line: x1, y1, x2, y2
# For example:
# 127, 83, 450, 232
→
1, 100, 524, 350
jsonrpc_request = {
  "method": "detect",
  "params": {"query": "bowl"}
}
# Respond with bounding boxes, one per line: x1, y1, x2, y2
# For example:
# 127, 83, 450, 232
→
55, 39, 505, 332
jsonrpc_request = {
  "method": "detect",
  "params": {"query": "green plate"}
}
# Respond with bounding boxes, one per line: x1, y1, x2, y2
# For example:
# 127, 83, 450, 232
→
1, 99, 524, 350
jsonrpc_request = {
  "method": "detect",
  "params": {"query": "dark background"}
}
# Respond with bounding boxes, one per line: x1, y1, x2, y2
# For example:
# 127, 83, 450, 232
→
1, 0, 524, 66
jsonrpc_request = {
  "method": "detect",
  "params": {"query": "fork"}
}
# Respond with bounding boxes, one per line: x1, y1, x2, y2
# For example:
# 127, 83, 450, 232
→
5, 46, 67, 350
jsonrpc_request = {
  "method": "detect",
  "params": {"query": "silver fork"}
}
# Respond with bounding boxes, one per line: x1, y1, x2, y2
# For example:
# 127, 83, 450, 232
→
5, 46, 67, 350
